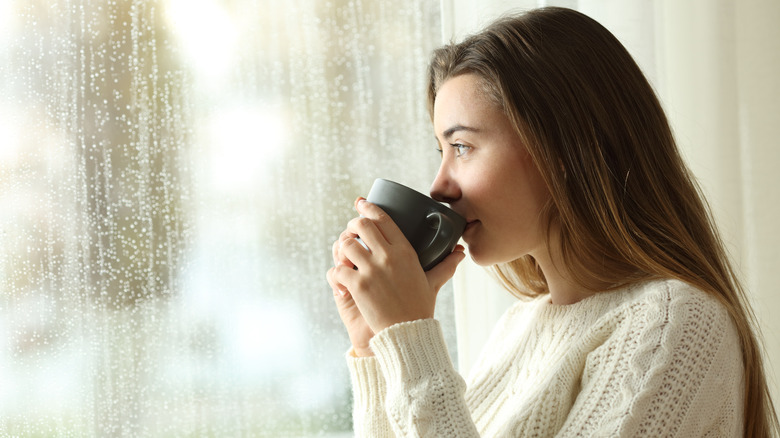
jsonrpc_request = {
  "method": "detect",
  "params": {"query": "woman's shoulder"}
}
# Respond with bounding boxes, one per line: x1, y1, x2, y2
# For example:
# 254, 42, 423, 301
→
625, 278, 729, 317
490, 278, 735, 342
503, 278, 728, 321
615, 278, 738, 345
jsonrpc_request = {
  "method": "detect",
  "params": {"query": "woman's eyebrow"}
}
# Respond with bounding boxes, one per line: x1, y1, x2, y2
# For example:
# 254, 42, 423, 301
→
442, 124, 480, 140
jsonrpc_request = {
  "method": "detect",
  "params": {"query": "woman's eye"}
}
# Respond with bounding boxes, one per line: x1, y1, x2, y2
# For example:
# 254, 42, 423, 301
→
451, 143, 471, 157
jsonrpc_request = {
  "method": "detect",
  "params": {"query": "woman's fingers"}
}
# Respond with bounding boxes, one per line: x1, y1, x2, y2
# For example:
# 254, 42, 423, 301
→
329, 259, 363, 296
425, 244, 466, 292
332, 240, 341, 265
345, 215, 384, 250
353, 199, 408, 247
333, 239, 355, 269
327, 265, 346, 296
337, 201, 395, 268
336, 198, 412, 270
338, 236, 373, 271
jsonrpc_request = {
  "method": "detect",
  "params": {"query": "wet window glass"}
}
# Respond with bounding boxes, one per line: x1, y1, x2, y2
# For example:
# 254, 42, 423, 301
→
0, 0, 454, 435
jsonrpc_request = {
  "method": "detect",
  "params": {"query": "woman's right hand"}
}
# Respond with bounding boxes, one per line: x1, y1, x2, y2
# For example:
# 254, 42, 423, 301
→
327, 238, 375, 357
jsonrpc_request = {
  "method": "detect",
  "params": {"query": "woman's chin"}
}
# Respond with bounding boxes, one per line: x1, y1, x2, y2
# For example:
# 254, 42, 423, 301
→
465, 241, 524, 267
465, 245, 496, 267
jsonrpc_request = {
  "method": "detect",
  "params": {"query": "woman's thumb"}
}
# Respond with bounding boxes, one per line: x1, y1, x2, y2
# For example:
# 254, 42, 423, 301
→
426, 246, 466, 292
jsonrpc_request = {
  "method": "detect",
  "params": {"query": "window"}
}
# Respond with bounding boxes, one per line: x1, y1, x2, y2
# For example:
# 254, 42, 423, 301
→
0, 0, 455, 435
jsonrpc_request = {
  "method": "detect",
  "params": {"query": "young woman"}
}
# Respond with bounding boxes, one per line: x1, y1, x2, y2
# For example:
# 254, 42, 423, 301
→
326, 7, 778, 437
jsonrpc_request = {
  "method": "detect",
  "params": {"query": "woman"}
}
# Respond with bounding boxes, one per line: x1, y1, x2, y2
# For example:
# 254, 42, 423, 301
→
326, 7, 778, 437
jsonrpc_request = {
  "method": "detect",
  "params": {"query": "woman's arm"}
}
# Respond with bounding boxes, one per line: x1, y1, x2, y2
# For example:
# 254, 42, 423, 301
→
369, 319, 481, 437
329, 199, 470, 436
348, 351, 395, 436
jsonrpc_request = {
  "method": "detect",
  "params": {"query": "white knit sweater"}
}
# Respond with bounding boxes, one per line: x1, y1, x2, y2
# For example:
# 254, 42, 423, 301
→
347, 279, 744, 437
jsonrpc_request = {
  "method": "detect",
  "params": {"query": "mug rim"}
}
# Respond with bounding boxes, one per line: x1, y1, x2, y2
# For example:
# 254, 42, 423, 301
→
372, 178, 464, 221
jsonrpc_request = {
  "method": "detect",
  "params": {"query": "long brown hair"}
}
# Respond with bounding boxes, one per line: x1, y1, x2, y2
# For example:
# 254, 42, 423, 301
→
427, 7, 778, 437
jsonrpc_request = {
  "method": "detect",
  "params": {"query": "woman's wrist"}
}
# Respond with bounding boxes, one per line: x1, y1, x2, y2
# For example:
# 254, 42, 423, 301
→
351, 346, 374, 357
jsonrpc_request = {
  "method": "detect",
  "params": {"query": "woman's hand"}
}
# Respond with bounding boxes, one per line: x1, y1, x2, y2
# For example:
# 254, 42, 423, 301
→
326, 198, 465, 356
327, 237, 375, 356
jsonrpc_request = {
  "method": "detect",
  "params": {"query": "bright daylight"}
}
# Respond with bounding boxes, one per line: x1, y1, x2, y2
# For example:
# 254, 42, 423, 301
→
1, 0, 778, 437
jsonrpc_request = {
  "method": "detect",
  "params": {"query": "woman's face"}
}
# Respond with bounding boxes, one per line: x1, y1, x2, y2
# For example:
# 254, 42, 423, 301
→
430, 74, 551, 266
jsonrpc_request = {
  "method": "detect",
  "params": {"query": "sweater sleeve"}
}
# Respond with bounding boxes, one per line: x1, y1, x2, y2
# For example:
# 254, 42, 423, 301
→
368, 319, 481, 437
557, 283, 744, 437
346, 349, 394, 436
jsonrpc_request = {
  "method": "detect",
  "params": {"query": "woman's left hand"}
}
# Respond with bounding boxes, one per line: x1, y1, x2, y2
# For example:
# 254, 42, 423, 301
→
329, 198, 466, 334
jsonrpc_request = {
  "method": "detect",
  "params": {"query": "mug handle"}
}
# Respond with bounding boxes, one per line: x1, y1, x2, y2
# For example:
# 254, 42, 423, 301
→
419, 211, 456, 270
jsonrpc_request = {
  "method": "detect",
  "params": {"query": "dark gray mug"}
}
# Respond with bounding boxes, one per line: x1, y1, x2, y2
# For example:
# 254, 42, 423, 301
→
365, 178, 466, 271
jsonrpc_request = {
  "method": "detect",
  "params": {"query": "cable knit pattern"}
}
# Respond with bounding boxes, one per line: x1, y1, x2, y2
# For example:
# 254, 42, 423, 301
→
346, 279, 744, 437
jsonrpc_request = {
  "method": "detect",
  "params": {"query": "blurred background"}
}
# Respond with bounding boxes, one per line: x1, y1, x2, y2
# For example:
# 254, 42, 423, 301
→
0, 0, 453, 436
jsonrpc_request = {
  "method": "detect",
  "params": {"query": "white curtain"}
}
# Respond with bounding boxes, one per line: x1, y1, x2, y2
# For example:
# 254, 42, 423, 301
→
445, 0, 780, 404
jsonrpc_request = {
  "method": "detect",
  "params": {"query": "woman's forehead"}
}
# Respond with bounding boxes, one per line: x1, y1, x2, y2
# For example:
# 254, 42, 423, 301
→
433, 74, 504, 136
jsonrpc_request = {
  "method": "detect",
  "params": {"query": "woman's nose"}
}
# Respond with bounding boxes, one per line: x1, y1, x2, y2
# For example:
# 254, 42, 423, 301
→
430, 165, 461, 204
